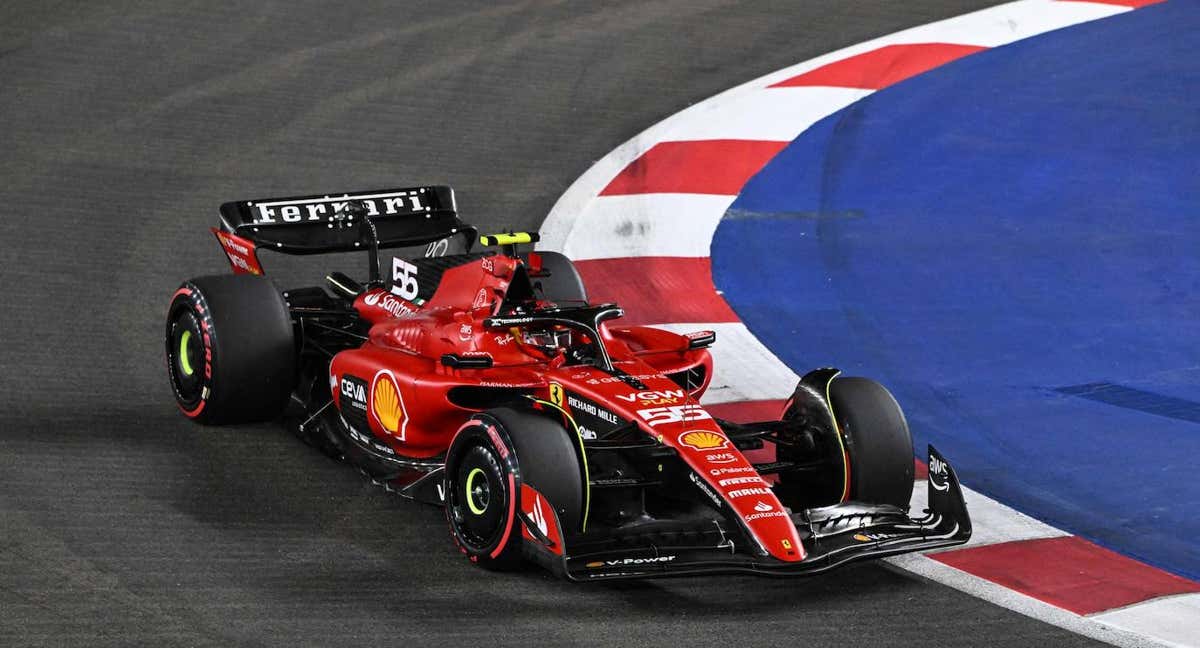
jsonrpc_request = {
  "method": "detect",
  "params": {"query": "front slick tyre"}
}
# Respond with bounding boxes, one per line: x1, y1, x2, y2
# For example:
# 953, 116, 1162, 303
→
165, 274, 295, 425
830, 377, 914, 507
445, 422, 522, 570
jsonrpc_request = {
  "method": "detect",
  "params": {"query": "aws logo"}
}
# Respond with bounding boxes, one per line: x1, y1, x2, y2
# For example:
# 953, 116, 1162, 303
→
371, 369, 408, 440
929, 455, 949, 491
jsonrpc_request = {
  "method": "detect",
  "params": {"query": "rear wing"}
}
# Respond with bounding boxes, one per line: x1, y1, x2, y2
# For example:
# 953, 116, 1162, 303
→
216, 185, 474, 255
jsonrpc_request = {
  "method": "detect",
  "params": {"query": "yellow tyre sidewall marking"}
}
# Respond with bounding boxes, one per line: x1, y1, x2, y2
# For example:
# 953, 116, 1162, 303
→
179, 330, 194, 376
466, 467, 488, 515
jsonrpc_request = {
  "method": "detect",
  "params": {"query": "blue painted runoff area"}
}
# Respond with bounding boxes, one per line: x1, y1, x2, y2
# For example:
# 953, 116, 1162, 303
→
712, 1, 1199, 579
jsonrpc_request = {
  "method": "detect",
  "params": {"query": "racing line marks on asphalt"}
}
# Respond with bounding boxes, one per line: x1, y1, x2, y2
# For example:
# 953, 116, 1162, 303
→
1056, 382, 1200, 425
542, 0, 1194, 645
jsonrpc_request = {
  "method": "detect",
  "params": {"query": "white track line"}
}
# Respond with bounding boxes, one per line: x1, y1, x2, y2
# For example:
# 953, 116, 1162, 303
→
1090, 594, 1200, 647
561, 194, 735, 260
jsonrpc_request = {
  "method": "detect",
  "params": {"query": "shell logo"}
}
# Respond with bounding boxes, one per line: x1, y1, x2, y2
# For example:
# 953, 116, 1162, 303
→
678, 430, 727, 451
371, 370, 407, 439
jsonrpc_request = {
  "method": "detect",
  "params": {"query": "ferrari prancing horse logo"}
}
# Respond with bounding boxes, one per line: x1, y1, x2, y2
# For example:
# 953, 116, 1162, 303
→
549, 382, 564, 408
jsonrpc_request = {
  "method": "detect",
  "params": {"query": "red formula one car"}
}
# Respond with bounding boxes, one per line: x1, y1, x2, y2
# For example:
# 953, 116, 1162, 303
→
165, 185, 971, 579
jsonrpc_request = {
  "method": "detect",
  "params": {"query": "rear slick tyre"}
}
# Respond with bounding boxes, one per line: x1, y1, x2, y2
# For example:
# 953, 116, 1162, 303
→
165, 274, 295, 425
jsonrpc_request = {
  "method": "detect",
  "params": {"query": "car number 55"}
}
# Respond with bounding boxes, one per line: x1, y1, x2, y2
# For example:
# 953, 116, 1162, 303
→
391, 258, 420, 301
637, 405, 710, 427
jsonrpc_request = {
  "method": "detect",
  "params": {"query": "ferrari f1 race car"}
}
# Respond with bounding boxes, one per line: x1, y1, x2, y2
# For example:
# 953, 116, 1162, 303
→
165, 185, 971, 580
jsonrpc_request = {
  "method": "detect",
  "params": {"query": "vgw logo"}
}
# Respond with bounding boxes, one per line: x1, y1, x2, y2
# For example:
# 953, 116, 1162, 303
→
617, 389, 685, 405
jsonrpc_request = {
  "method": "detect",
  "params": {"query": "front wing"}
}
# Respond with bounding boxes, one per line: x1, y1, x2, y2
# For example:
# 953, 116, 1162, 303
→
533, 445, 971, 581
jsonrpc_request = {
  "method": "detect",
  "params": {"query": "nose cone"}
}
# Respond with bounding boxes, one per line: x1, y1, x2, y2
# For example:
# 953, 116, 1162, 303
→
670, 426, 804, 562
557, 368, 805, 562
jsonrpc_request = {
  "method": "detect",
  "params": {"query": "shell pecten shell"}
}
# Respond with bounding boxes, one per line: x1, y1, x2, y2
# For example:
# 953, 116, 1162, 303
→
678, 430, 727, 451
372, 373, 404, 434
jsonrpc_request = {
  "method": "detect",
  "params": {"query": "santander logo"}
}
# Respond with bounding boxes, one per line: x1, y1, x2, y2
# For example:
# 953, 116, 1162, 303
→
362, 290, 413, 318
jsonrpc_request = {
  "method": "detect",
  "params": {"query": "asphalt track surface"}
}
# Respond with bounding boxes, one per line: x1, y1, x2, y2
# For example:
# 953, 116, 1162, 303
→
0, 2, 1108, 647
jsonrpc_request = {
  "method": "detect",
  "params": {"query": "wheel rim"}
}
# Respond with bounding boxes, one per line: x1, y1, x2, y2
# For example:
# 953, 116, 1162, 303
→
168, 308, 204, 405
450, 444, 508, 552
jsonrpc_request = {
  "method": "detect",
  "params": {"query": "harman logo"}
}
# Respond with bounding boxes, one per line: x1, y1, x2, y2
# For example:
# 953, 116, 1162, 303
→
678, 430, 728, 451
370, 370, 407, 439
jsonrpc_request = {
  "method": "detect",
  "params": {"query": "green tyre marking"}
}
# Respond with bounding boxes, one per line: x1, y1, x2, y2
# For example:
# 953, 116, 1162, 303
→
179, 330, 194, 376
465, 467, 487, 515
